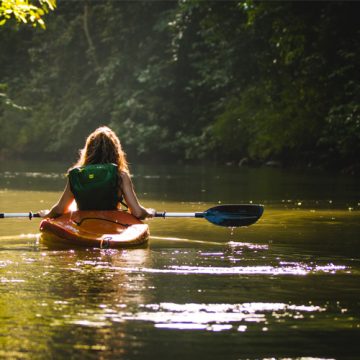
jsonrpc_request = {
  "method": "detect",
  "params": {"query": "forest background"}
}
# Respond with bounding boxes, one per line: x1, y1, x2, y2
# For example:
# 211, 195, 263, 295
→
0, 0, 359, 173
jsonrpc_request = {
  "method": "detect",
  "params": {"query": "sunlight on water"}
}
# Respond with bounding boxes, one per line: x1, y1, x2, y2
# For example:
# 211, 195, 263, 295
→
2, 171, 63, 179
1, 164, 360, 359
64, 301, 329, 333
91, 263, 347, 275
0, 233, 39, 241
150, 235, 224, 246
228, 241, 269, 250
125, 302, 326, 330
156, 264, 346, 275
0, 278, 26, 283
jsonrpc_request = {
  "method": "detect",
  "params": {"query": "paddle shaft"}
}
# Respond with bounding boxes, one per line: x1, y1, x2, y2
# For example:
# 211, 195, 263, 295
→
155, 212, 204, 218
0, 210, 234, 220
0, 212, 202, 219
0, 212, 40, 219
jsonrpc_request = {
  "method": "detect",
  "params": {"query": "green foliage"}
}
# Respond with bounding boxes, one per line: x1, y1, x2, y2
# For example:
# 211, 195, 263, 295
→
0, 0, 359, 172
0, 0, 56, 29
319, 103, 360, 170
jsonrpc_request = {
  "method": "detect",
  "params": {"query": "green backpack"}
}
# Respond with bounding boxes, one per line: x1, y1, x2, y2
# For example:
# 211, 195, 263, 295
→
68, 163, 119, 210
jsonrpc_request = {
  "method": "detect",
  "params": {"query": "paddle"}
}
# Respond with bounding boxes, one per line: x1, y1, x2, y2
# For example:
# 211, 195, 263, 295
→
155, 204, 264, 227
0, 204, 264, 227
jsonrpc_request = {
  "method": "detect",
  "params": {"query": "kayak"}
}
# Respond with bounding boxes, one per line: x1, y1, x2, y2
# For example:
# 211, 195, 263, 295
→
39, 210, 149, 249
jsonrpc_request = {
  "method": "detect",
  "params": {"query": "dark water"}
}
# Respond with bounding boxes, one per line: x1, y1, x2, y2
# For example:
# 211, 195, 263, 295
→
0, 160, 359, 359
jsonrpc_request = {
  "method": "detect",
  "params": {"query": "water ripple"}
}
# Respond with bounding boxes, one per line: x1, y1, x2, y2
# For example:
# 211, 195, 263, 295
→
95, 263, 347, 276
69, 301, 328, 332
127, 302, 326, 328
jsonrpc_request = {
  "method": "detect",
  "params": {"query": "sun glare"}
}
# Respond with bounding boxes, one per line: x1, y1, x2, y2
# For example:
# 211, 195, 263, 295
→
69, 201, 77, 212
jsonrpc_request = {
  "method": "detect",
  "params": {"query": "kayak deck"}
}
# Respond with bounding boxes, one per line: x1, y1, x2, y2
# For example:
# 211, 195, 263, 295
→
40, 210, 149, 249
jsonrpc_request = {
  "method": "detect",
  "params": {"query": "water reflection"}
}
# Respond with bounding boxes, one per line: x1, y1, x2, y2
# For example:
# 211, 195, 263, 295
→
112, 263, 347, 275
122, 301, 326, 331
0, 247, 154, 358
1, 162, 360, 358
1, 161, 359, 206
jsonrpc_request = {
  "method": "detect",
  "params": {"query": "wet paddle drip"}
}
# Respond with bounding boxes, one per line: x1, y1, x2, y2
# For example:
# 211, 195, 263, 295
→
99, 236, 112, 249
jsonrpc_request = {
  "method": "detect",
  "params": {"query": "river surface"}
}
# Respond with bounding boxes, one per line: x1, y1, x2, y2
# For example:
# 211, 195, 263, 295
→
0, 160, 359, 359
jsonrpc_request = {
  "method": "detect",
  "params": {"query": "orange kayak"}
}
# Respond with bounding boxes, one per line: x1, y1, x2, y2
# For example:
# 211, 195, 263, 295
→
40, 210, 149, 249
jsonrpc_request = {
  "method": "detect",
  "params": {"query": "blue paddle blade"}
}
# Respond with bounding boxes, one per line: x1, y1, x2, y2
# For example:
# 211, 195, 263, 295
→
203, 204, 264, 227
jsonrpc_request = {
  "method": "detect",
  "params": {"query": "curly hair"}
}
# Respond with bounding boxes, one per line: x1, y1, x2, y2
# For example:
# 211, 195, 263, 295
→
74, 126, 129, 173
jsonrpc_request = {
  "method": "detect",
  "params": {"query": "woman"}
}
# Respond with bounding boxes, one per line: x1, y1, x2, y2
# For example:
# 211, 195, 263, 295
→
39, 126, 154, 219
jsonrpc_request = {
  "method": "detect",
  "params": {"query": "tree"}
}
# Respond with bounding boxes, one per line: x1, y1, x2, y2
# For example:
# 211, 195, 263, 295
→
0, 0, 359, 171
0, 0, 56, 29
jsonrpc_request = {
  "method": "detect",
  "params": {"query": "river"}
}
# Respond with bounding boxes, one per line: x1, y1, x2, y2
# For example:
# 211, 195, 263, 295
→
0, 160, 359, 359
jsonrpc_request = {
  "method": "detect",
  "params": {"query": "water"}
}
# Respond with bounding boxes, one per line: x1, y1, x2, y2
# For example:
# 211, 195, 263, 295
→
0, 160, 359, 359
